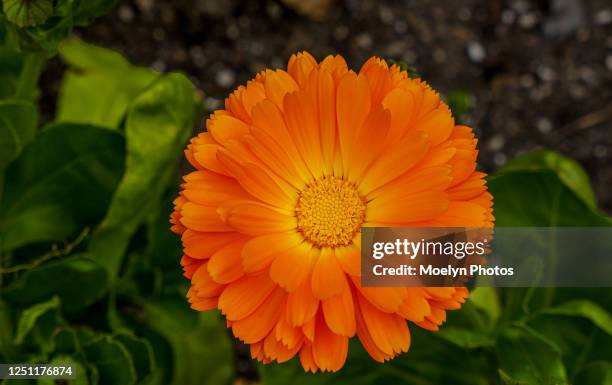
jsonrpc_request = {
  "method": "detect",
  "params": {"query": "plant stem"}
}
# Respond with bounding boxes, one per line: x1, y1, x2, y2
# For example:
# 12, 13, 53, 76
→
14, 52, 46, 100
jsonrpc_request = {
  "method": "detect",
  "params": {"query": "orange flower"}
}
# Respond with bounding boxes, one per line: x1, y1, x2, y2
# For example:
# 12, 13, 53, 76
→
171, 52, 494, 372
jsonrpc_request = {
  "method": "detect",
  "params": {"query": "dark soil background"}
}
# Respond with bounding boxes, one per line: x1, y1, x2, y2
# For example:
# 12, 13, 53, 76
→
41, 0, 612, 211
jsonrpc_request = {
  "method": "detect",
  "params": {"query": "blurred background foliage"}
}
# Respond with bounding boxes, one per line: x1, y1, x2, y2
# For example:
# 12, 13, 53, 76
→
0, 1, 611, 385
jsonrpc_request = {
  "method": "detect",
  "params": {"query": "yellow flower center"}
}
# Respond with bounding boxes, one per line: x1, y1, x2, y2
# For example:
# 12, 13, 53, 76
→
295, 176, 366, 248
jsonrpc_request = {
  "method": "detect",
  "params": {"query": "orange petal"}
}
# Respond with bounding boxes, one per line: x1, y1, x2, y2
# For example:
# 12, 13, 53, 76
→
336, 72, 371, 177
286, 271, 319, 326
180, 202, 233, 232
263, 69, 299, 111
359, 131, 429, 195
218, 272, 277, 321
207, 112, 250, 144
415, 108, 454, 146
357, 294, 411, 356
182, 230, 244, 259
299, 344, 318, 373
222, 201, 296, 235
312, 314, 349, 372
284, 90, 325, 178
365, 191, 449, 225
397, 288, 432, 322
191, 263, 225, 298
231, 288, 286, 344
275, 310, 303, 349
322, 285, 356, 336
241, 232, 303, 273
334, 242, 361, 277
311, 248, 347, 299
217, 150, 297, 209
263, 331, 301, 363
347, 106, 391, 183
270, 242, 315, 292
207, 239, 248, 284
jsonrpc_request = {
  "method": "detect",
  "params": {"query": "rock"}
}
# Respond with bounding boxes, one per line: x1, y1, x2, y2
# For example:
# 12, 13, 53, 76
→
594, 9, 612, 25
537, 117, 553, 134
197, 0, 238, 18
216, 69, 236, 89
487, 134, 505, 151
280, 0, 335, 21
543, 0, 585, 39
467, 41, 486, 63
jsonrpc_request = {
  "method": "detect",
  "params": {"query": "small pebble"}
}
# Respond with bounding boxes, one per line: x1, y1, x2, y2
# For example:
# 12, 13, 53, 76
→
494, 153, 508, 166
594, 9, 612, 25
216, 69, 236, 88
205, 98, 222, 111
118, 5, 135, 23
355, 33, 373, 49
152, 28, 165, 41
536, 66, 556, 82
394, 20, 408, 34
467, 41, 486, 63
487, 134, 506, 151
536, 117, 553, 134
226, 23, 240, 39
511, 0, 530, 14
334, 25, 349, 41
267, 3, 282, 19
518, 13, 538, 28
501, 9, 516, 24
151, 60, 166, 72
379, 6, 394, 24
520, 74, 535, 88
433, 48, 446, 63
594, 145, 608, 158
458, 8, 471, 22
606, 55, 612, 72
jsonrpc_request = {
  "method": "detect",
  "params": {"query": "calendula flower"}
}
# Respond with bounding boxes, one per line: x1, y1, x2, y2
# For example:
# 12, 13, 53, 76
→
171, 52, 494, 372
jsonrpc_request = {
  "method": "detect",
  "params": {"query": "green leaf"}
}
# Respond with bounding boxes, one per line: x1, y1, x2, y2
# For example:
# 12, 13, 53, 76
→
436, 301, 495, 348
496, 325, 567, 385
0, 99, 38, 169
469, 287, 501, 324
71, 0, 117, 25
0, 123, 125, 251
489, 169, 610, 227
574, 362, 612, 385
127, 294, 234, 385
57, 39, 158, 128
500, 150, 598, 208
80, 334, 137, 385
14, 296, 60, 344
89, 73, 194, 279
3, 254, 108, 314
2, 0, 53, 27
113, 331, 156, 383
445, 89, 474, 121
541, 300, 612, 336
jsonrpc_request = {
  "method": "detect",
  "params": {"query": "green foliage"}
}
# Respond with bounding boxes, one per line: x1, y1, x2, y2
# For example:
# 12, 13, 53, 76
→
0, 0, 117, 53
0, 123, 125, 251
2, 0, 53, 28
445, 88, 474, 121
0, 36, 220, 384
57, 39, 159, 128
0, 99, 37, 169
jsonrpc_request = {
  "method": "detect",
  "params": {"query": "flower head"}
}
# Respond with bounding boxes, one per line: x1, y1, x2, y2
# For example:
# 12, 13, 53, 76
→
171, 52, 494, 372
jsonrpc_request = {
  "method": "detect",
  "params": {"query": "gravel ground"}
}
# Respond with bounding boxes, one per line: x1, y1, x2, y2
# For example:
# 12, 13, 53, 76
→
41, 0, 612, 212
